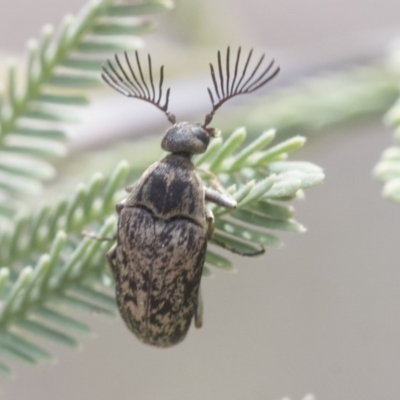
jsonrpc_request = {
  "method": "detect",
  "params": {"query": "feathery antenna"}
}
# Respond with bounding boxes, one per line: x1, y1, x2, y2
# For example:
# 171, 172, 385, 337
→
204, 47, 280, 126
102, 51, 176, 124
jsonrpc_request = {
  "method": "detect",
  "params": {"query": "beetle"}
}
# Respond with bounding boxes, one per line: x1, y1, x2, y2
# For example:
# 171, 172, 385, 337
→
100, 47, 280, 347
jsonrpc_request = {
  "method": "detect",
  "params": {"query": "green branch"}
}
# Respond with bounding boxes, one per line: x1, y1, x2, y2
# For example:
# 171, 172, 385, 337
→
0, 162, 129, 374
220, 63, 399, 140
194, 128, 323, 273
0, 127, 323, 373
0, 0, 173, 219
374, 98, 400, 201
373, 41, 400, 201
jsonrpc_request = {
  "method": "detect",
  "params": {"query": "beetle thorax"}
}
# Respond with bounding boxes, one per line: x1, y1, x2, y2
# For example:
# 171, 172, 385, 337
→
161, 122, 219, 155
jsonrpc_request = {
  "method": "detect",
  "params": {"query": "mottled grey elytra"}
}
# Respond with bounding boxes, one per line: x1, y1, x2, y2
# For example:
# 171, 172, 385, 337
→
101, 47, 279, 347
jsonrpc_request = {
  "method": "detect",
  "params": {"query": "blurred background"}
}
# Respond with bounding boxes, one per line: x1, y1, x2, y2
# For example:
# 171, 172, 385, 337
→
1, 0, 400, 399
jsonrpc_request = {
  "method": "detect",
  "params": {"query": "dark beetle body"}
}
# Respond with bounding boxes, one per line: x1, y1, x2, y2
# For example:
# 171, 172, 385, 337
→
114, 154, 207, 347
101, 48, 279, 347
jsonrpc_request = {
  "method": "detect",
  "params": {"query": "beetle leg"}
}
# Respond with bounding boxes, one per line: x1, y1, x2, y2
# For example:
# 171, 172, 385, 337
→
106, 243, 118, 278
198, 168, 226, 193
83, 199, 124, 240
204, 187, 237, 209
206, 204, 265, 257
194, 286, 203, 328
83, 233, 118, 276
211, 236, 265, 257
200, 169, 237, 209
205, 207, 215, 239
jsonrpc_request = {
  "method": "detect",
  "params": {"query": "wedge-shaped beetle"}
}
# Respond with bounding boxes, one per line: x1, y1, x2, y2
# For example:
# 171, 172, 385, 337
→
101, 47, 279, 347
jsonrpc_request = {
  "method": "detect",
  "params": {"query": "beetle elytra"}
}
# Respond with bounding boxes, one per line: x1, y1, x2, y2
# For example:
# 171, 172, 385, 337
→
101, 47, 279, 347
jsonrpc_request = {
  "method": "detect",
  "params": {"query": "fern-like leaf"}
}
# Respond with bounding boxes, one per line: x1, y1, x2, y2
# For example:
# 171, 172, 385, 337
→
0, 0, 173, 221
0, 162, 130, 374
220, 64, 399, 141
374, 97, 400, 201
0, 128, 323, 373
194, 128, 323, 273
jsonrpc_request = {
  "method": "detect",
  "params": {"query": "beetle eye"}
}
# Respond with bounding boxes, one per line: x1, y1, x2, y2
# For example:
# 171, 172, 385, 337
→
192, 127, 210, 145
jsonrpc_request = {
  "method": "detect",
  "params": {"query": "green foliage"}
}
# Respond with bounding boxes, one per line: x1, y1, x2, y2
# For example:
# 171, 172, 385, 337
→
0, 126, 323, 373
0, 162, 128, 374
374, 98, 400, 201
373, 42, 400, 200
194, 128, 323, 274
0, 0, 173, 220
220, 63, 399, 140
3, 0, 398, 395
0, 0, 174, 378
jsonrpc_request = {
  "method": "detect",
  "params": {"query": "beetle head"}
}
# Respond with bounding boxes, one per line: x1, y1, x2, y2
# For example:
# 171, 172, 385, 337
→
161, 122, 219, 155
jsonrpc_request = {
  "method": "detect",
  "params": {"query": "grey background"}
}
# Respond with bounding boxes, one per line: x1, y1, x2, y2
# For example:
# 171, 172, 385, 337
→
1, 1, 400, 399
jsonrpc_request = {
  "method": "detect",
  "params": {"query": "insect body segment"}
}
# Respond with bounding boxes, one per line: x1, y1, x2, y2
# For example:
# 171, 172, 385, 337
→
102, 48, 279, 346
